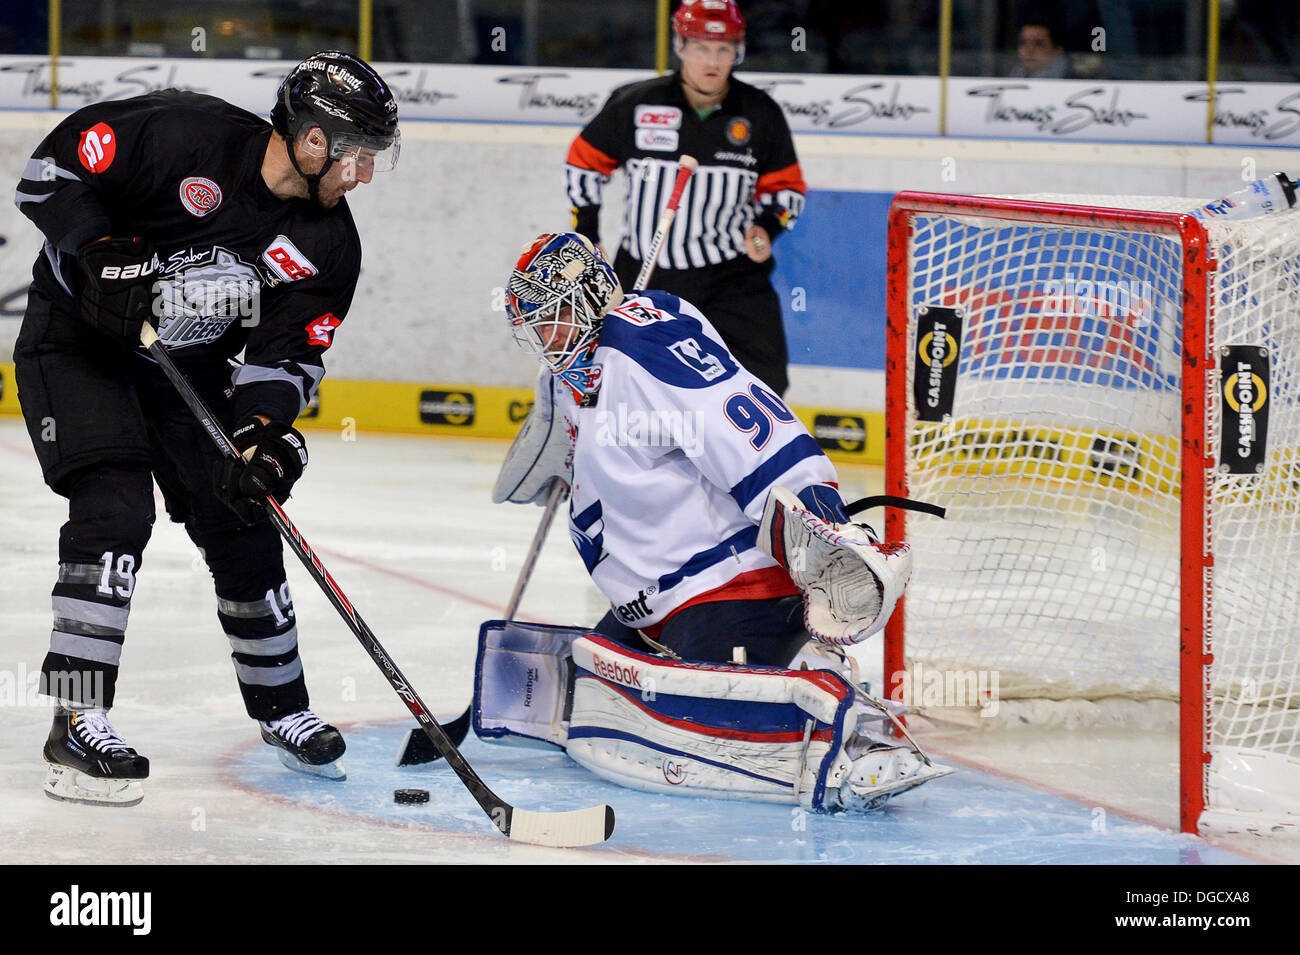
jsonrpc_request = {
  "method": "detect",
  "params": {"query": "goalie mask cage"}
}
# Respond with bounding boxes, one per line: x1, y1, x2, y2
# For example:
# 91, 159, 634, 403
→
884, 191, 1300, 836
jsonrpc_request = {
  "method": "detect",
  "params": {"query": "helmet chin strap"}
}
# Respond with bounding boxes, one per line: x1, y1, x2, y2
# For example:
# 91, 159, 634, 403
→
284, 134, 334, 205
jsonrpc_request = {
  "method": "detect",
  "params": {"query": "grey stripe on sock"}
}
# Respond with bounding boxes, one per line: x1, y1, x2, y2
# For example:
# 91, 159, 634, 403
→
226, 626, 299, 657
218, 591, 291, 619
49, 631, 123, 666
52, 596, 130, 632
233, 657, 303, 687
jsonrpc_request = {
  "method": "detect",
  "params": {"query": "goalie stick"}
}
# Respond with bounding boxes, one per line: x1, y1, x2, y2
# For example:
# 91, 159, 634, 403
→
398, 157, 701, 768
140, 324, 615, 849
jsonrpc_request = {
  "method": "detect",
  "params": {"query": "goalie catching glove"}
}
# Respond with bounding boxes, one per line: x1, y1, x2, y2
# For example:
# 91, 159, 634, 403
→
217, 418, 308, 521
759, 486, 912, 646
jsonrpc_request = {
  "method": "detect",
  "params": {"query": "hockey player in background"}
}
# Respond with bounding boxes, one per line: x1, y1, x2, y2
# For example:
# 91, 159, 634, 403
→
478, 233, 951, 812
13, 51, 400, 805
564, 0, 805, 396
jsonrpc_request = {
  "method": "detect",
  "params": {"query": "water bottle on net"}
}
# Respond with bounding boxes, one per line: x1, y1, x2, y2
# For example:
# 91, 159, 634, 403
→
1191, 172, 1297, 221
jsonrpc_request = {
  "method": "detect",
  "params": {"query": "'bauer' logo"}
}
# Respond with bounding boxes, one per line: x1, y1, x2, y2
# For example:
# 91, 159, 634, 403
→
1219, 345, 1269, 474
913, 306, 962, 421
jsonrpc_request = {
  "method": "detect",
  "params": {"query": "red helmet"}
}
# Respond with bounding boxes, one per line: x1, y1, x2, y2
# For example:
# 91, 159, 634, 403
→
673, 1, 746, 50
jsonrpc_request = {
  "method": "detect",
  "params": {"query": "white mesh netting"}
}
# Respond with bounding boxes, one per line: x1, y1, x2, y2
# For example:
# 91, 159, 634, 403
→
896, 193, 1300, 829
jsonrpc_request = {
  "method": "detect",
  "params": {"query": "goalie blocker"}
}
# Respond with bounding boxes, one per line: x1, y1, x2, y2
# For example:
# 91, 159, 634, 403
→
473, 620, 951, 811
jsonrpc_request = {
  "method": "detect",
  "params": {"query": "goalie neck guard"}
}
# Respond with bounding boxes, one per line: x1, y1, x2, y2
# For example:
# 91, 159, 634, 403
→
506, 233, 623, 400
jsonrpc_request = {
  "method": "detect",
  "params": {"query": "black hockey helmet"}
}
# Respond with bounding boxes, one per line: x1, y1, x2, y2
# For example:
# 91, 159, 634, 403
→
272, 51, 400, 193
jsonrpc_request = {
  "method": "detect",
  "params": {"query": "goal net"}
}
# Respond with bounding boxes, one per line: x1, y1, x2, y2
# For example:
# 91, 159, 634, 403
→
884, 191, 1300, 835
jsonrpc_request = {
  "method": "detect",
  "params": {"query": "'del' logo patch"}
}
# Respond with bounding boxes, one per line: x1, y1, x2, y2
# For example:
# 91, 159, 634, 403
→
78, 123, 116, 174
179, 177, 223, 217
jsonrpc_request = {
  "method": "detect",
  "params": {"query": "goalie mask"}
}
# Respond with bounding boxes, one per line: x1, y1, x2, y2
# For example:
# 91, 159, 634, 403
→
506, 233, 623, 397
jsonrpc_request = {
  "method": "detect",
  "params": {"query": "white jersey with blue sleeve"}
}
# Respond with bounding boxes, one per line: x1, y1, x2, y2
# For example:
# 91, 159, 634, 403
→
562, 290, 841, 629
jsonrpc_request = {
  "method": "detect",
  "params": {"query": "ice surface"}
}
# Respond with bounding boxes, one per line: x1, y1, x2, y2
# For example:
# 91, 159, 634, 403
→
0, 419, 1286, 863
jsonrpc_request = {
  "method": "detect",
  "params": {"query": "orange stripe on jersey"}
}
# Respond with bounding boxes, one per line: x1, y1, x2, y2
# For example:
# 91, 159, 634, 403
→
641, 567, 801, 640
566, 135, 619, 176
755, 163, 807, 198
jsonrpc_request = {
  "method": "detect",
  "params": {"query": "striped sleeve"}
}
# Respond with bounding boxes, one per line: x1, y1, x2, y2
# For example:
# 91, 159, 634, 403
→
565, 134, 619, 243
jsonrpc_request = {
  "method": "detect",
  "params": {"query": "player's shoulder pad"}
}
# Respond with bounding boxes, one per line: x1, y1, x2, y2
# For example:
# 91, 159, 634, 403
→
598, 290, 740, 389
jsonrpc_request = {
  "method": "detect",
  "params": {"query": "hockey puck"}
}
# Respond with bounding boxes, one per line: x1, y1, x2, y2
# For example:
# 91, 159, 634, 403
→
394, 788, 430, 805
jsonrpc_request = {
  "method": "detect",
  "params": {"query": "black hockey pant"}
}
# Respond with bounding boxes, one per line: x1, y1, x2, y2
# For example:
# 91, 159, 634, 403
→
14, 288, 310, 720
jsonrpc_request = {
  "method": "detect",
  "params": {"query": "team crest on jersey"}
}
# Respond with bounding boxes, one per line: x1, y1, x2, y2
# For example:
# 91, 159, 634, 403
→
78, 123, 116, 174
725, 117, 752, 146
179, 177, 223, 217
153, 246, 262, 349
635, 105, 682, 130
261, 235, 318, 283
669, 338, 727, 381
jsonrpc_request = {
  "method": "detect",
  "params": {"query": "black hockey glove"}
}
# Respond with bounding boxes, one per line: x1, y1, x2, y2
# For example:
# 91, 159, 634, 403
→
75, 236, 161, 342
217, 418, 309, 522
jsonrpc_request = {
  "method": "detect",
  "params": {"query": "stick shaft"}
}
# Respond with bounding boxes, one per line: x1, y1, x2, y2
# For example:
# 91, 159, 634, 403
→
140, 325, 517, 835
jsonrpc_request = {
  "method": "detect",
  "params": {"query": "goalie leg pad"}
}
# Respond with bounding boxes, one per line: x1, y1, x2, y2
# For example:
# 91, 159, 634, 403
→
472, 619, 590, 749
566, 635, 859, 810
759, 486, 913, 647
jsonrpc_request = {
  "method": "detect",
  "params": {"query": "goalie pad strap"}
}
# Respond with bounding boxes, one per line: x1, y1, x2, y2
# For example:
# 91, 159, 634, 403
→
566, 636, 856, 809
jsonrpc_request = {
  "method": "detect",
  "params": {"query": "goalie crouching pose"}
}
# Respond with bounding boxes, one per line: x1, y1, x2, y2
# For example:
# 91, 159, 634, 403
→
478, 233, 951, 812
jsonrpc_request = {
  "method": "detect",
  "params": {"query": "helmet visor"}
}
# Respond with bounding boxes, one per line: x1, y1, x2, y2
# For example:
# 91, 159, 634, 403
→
329, 127, 401, 173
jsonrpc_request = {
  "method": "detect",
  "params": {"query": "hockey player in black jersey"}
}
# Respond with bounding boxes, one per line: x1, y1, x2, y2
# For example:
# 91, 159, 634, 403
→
14, 51, 399, 805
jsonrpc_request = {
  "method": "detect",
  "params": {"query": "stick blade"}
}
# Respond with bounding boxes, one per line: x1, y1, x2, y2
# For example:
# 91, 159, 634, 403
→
394, 707, 472, 766
507, 804, 616, 848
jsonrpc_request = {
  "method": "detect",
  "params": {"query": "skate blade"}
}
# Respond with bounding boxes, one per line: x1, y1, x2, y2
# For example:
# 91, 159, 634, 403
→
43, 762, 144, 807
847, 762, 955, 811
271, 746, 346, 781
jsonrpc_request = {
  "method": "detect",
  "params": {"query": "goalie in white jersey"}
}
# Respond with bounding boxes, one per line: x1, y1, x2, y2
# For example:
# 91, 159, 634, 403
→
477, 232, 951, 812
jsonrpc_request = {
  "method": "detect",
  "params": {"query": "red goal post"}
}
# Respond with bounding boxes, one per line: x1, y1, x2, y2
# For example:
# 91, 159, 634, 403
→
883, 190, 1299, 836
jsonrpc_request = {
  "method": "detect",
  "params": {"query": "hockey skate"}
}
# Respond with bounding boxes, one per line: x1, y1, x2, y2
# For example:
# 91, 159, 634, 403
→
832, 736, 954, 812
43, 707, 150, 807
259, 709, 346, 780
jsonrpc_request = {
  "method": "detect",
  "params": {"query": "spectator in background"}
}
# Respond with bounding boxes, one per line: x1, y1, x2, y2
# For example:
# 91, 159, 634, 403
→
563, 0, 805, 396
1010, 20, 1072, 78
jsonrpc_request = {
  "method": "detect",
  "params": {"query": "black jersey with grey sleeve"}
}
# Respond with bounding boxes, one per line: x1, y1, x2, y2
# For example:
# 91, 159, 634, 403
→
14, 90, 361, 425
